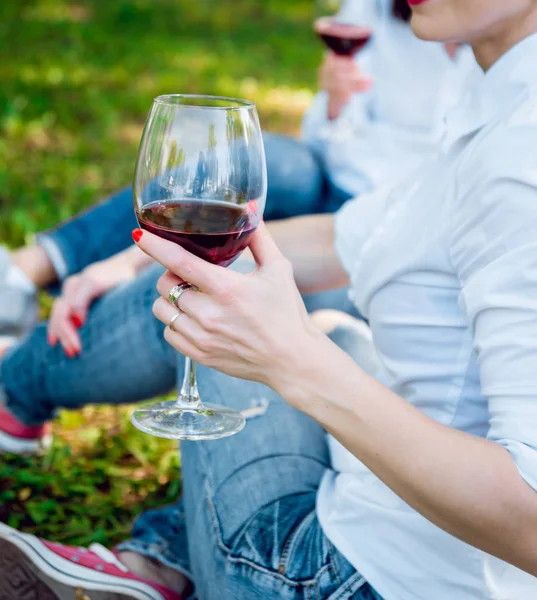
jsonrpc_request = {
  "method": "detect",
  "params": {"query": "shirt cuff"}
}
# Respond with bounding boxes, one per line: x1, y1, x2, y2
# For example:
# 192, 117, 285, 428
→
500, 438, 537, 493
35, 234, 69, 281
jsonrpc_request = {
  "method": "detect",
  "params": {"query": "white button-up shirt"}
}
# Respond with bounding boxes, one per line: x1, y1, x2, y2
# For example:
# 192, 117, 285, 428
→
301, 0, 479, 197
317, 33, 537, 600
485, 555, 537, 600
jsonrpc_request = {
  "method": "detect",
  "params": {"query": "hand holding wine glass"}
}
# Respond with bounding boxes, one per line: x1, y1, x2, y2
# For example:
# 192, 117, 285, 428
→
132, 94, 267, 440
315, 0, 375, 120
319, 53, 373, 120
133, 223, 321, 396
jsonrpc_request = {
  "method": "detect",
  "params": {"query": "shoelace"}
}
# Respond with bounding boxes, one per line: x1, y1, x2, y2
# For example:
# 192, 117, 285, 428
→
87, 543, 129, 573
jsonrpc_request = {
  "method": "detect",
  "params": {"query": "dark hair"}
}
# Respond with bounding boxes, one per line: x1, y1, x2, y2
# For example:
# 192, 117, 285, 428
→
392, 0, 411, 21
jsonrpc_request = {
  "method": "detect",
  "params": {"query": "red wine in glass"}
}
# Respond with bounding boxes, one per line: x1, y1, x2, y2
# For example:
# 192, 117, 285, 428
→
136, 199, 257, 267
314, 18, 372, 56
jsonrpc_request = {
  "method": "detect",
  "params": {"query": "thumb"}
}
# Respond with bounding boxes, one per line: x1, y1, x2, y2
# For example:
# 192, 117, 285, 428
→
248, 222, 283, 268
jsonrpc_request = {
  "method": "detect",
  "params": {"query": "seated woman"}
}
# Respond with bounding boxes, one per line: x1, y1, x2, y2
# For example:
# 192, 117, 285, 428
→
0, 0, 477, 343
2, 2, 537, 600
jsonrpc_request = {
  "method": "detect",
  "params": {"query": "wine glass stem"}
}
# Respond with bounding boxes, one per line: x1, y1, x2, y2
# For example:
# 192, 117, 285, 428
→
177, 356, 202, 409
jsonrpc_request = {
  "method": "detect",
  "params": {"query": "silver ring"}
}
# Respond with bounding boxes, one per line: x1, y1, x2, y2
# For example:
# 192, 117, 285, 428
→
168, 312, 181, 332
168, 283, 193, 309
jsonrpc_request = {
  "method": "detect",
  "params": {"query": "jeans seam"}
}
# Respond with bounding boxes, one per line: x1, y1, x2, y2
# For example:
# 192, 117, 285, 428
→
211, 453, 330, 489
279, 508, 316, 574
328, 542, 343, 586
327, 573, 367, 600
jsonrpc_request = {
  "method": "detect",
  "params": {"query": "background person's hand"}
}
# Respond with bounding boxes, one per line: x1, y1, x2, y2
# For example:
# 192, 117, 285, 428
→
319, 52, 372, 120
47, 251, 141, 356
134, 224, 325, 390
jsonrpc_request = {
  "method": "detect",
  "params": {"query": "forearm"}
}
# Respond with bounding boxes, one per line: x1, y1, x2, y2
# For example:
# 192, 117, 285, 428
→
279, 334, 537, 575
13, 245, 58, 288
82, 245, 154, 283
114, 244, 155, 274
267, 214, 348, 294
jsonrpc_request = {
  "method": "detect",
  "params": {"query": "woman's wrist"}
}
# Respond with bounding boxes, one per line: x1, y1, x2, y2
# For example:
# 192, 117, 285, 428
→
269, 325, 367, 421
77, 246, 154, 293
124, 245, 155, 273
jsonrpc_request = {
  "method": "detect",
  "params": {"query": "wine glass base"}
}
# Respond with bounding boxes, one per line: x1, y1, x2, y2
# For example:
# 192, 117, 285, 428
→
130, 400, 246, 440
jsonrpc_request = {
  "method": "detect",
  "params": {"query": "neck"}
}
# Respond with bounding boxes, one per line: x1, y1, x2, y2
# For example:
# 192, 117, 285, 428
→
472, 8, 537, 71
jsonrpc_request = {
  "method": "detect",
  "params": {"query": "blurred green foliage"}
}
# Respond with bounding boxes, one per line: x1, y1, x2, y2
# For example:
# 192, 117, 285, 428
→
0, 0, 320, 545
0, 407, 181, 547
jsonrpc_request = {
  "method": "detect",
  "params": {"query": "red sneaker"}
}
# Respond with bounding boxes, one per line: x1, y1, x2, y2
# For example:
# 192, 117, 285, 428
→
0, 523, 181, 600
0, 406, 52, 455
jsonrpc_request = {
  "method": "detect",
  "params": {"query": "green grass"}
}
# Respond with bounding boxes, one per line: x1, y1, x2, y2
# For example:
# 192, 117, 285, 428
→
0, 0, 321, 545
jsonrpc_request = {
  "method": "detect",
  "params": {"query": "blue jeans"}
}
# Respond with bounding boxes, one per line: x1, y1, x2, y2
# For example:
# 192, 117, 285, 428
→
0, 266, 380, 600
37, 133, 353, 279
119, 373, 381, 600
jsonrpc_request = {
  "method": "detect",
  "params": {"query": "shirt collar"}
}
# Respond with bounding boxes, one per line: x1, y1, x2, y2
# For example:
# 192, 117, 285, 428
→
442, 32, 537, 149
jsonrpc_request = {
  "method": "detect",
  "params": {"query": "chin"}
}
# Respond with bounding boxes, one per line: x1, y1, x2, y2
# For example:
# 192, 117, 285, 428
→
409, 13, 450, 41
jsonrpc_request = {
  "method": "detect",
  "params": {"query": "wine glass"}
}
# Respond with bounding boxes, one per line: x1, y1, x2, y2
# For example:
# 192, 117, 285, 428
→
131, 94, 267, 440
314, 0, 374, 57
314, 0, 375, 130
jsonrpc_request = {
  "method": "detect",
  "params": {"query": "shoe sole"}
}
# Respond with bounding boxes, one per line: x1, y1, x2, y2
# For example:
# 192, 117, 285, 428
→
0, 528, 167, 600
0, 428, 52, 456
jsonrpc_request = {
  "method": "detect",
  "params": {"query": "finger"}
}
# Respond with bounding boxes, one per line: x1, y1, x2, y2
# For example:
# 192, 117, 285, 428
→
47, 301, 64, 346
351, 75, 373, 93
61, 278, 80, 318
331, 56, 357, 73
57, 321, 82, 357
60, 278, 85, 328
323, 50, 337, 64
48, 299, 70, 343
152, 297, 209, 347
49, 300, 81, 356
156, 271, 201, 315
66, 278, 97, 325
132, 228, 236, 294
332, 89, 353, 106
156, 271, 186, 302
353, 81, 373, 93
163, 326, 204, 364
152, 296, 180, 326
248, 222, 284, 268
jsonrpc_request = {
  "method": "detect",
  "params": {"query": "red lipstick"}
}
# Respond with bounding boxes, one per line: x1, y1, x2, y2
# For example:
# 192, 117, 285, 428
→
407, 0, 429, 6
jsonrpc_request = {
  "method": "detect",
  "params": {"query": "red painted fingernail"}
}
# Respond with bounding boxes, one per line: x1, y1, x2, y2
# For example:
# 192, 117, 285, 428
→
48, 335, 57, 346
65, 348, 74, 358
72, 314, 84, 328
132, 228, 143, 243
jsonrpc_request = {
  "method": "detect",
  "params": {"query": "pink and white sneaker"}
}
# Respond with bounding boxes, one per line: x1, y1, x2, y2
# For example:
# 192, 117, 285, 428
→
0, 406, 52, 455
0, 524, 181, 600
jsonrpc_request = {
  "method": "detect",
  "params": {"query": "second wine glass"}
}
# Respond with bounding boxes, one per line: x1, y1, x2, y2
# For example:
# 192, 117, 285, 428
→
314, 0, 374, 57
132, 94, 267, 440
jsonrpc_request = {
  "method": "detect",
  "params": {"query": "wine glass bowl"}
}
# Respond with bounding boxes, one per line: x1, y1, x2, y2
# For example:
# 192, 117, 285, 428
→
314, 0, 373, 56
131, 94, 267, 440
